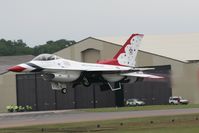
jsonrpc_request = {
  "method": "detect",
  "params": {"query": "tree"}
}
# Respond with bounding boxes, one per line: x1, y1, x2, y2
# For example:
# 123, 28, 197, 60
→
33, 39, 75, 55
0, 38, 76, 56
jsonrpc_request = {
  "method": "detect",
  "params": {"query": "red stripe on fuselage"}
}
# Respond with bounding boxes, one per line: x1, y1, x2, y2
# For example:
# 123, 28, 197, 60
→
97, 59, 122, 66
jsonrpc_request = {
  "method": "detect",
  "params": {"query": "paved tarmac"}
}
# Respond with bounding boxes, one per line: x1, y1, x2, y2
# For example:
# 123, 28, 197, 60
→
1, 108, 199, 128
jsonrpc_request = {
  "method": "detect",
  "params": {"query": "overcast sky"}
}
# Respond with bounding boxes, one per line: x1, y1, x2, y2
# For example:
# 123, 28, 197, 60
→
0, 0, 198, 46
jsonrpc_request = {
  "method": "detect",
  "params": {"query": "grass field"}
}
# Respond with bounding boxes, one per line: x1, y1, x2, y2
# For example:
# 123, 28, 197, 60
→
1, 113, 199, 133
80, 104, 199, 112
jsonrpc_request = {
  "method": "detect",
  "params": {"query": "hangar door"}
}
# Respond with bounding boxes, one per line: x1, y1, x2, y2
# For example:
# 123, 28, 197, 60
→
16, 74, 75, 111
16, 65, 171, 111
16, 74, 116, 111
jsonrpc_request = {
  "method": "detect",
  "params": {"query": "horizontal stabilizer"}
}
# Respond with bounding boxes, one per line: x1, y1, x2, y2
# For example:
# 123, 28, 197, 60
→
121, 72, 163, 79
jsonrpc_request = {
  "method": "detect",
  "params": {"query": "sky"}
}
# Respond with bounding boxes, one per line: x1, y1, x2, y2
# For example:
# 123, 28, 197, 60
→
0, 0, 199, 47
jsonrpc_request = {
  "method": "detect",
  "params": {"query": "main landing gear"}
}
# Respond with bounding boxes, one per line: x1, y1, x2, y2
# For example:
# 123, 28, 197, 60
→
61, 88, 67, 94
81, 77, 91, 87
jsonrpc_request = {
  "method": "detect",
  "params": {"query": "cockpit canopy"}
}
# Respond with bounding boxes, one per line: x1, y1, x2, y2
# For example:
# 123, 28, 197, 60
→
32, 54, 62, 61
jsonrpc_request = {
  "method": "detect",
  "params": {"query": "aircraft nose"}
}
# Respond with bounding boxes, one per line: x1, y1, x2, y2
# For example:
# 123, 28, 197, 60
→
8, 65, 26, 72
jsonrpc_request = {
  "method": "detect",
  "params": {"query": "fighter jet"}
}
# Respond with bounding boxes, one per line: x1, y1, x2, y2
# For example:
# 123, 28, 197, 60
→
8, 34, 162, 94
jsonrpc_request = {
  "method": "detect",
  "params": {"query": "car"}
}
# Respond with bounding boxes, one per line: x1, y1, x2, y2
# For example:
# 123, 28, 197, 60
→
169, 96, 189, 105
126, 98, 145, 106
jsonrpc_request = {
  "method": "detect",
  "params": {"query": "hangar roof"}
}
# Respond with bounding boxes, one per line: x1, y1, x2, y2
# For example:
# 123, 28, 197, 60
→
0, 55, 34, 74
95, 33, 199, 63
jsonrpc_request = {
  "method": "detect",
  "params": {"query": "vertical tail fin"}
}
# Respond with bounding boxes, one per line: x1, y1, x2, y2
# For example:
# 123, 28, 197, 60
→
114, 34, 144, 67
97, 34, 144, 67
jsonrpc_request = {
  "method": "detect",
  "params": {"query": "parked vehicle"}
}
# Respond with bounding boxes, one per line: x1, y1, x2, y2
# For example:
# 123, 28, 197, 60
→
126, 98, 145, 106
169, 96, 189, 105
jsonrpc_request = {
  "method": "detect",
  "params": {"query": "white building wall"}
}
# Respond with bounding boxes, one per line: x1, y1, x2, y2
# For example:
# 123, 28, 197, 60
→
0, 73, 17, 112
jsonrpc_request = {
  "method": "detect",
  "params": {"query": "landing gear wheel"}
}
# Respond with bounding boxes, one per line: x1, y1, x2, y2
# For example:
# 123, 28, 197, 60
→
82, 77, 91, 87
61, 88, 67, 94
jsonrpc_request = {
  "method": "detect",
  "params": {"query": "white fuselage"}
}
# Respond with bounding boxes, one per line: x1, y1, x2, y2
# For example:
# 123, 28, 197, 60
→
29, 58, 132, 72
23, 58, 132, 83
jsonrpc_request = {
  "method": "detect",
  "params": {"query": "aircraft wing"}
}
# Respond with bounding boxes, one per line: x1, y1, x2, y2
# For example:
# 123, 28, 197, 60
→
41, 64, 132, 72
42, 66, 155, 72
41, 65, 156, 73
42, 67, 130, 72
120, 72, 163, 79
42, 67, 163, 79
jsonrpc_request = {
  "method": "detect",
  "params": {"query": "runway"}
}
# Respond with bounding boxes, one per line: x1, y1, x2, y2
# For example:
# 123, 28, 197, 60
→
1, 108, 199, 128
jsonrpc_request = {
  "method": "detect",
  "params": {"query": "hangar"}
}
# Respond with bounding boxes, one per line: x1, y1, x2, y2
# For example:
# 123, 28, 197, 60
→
0, 33, 198, 112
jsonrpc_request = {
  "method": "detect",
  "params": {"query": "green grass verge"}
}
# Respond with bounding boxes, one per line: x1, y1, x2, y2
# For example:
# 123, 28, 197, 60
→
1, 113, 199, 133
80, 104, 199, 112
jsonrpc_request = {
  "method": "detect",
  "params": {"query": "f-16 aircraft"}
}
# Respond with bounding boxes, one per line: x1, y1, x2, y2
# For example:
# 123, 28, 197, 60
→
8, 34, 162, 94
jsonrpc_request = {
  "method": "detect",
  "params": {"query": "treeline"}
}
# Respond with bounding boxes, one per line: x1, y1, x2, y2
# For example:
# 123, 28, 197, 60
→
0, 39, 76, 56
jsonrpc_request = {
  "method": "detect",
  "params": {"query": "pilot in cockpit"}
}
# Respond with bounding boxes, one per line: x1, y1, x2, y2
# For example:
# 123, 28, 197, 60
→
33, 54, 61, 61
